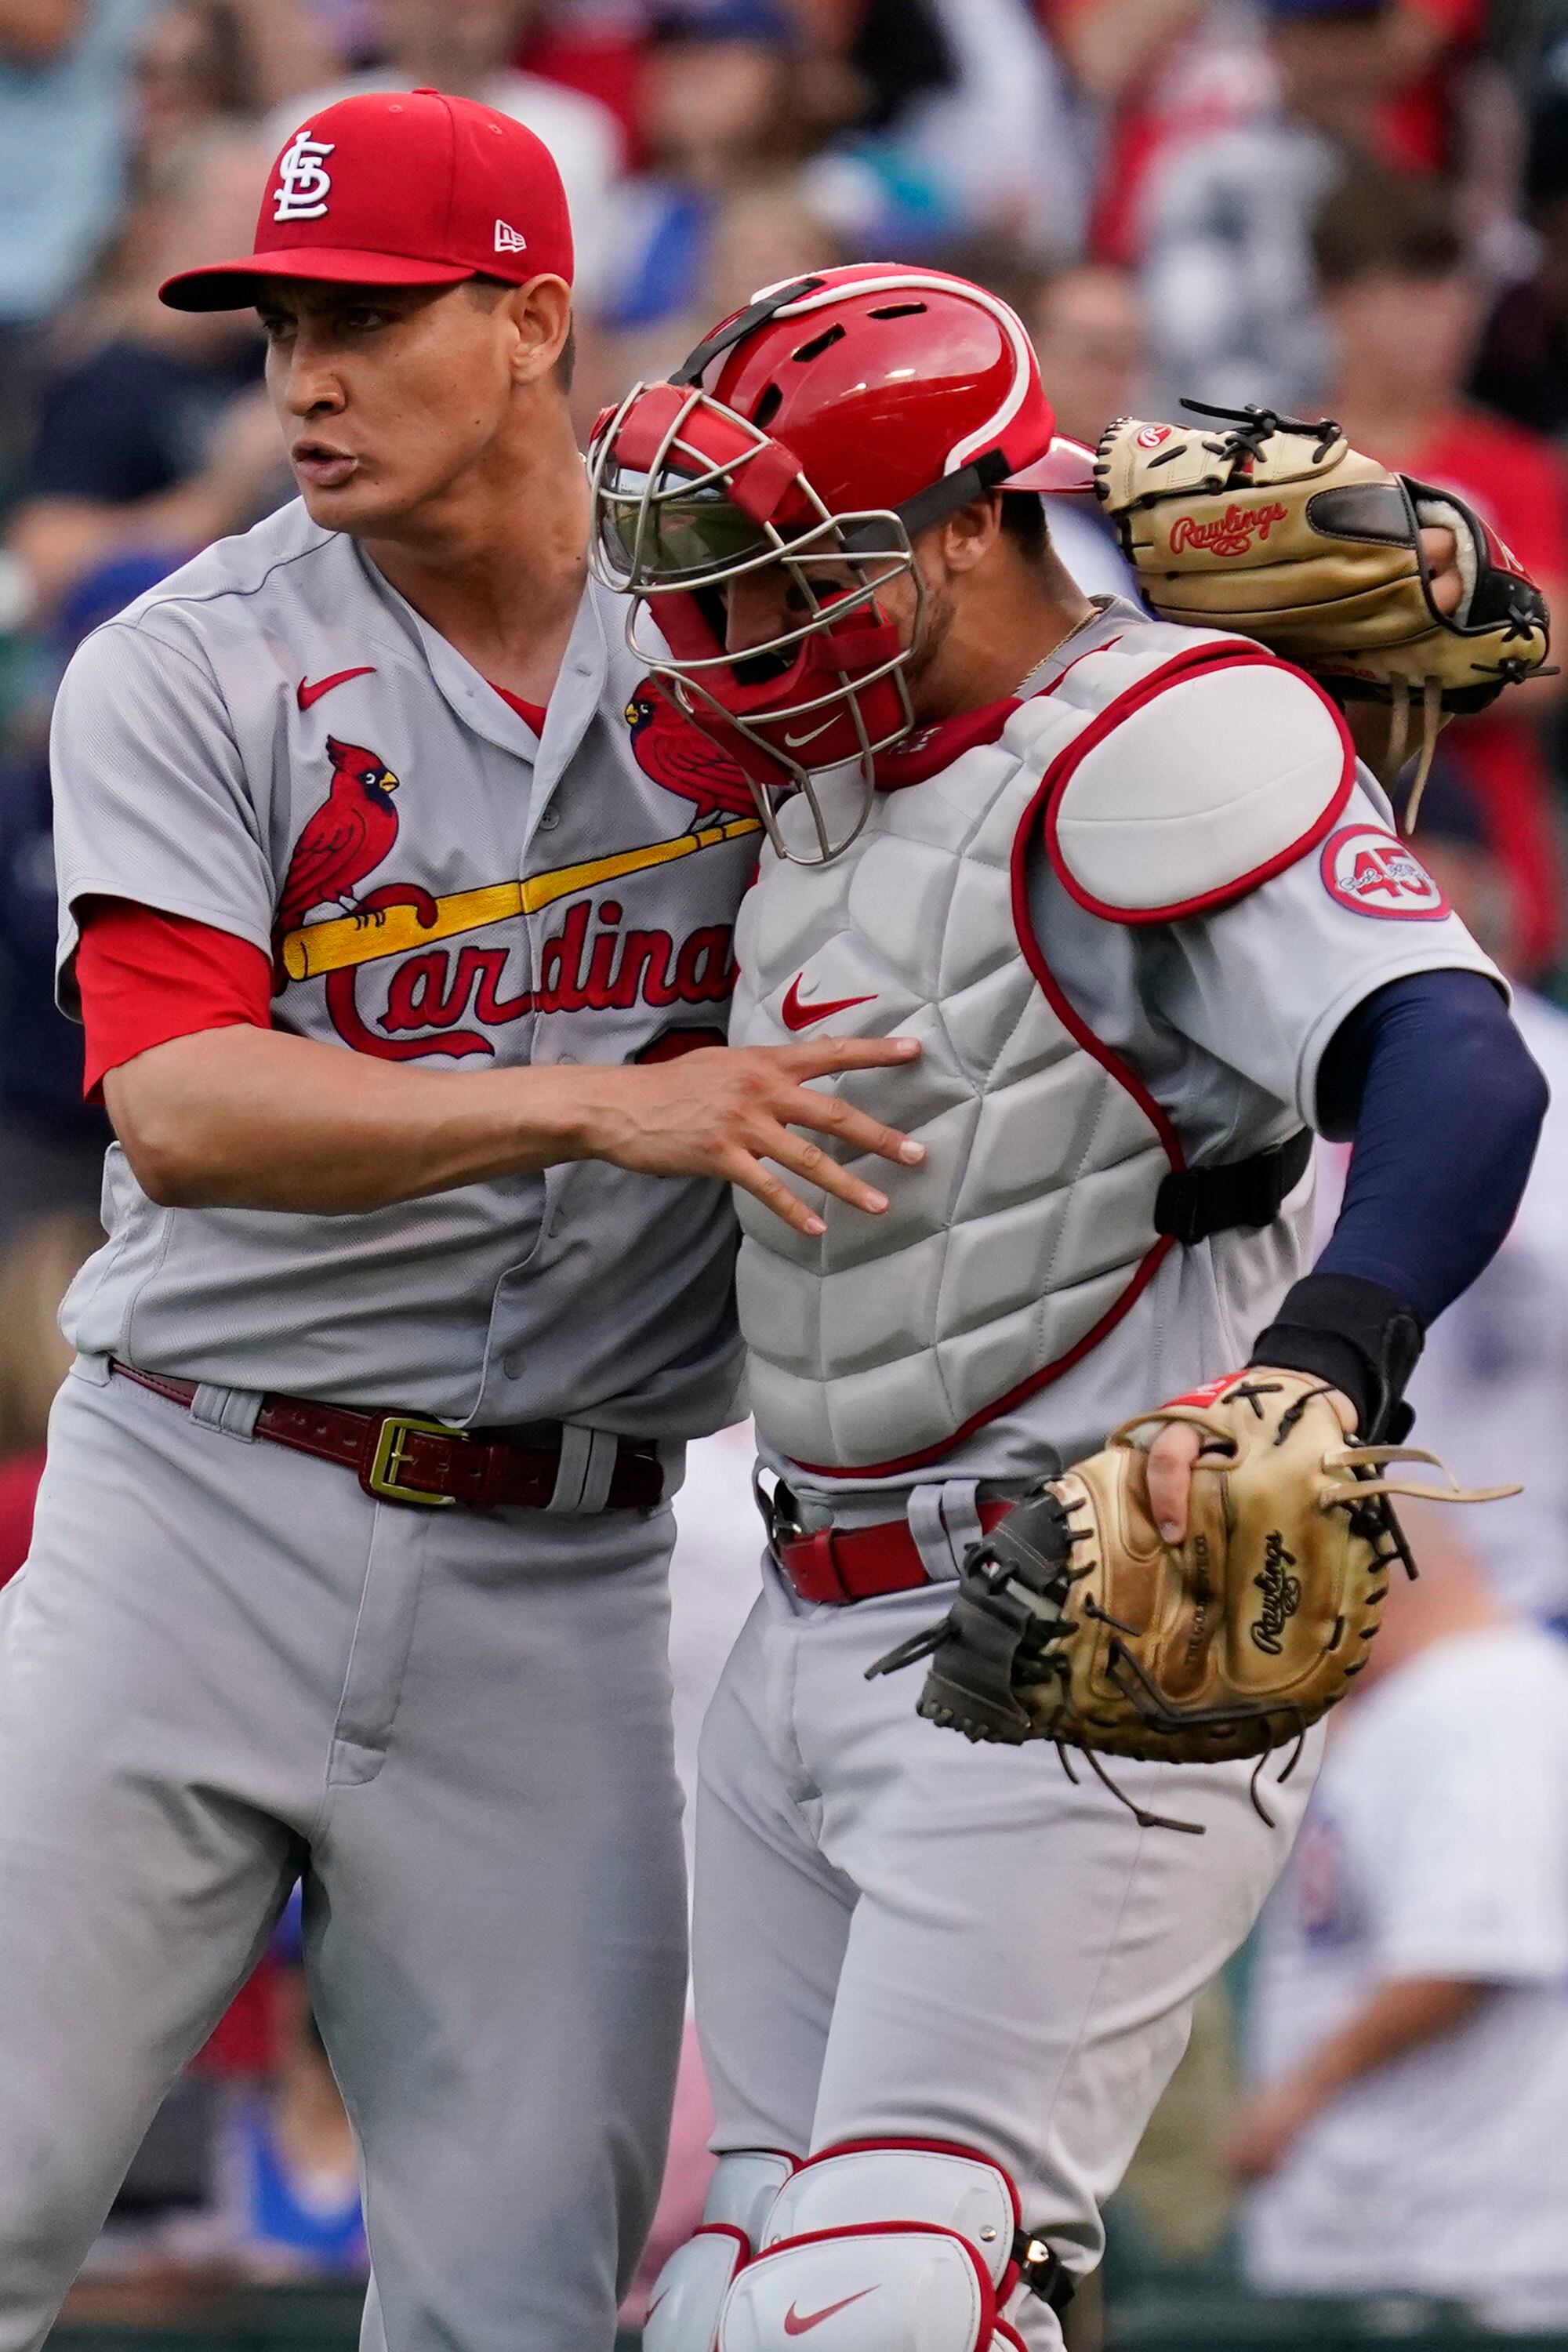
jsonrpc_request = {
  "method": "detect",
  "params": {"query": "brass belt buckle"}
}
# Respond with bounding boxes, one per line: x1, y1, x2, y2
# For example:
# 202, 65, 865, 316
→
365, 1413, 461, 1507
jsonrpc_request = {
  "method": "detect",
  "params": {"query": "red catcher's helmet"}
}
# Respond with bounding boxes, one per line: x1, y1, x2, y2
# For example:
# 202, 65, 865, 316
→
589, 264, 1094, 863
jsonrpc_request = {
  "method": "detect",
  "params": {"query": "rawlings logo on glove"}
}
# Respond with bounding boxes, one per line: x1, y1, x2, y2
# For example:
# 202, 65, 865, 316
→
1169, 501, 1290, 559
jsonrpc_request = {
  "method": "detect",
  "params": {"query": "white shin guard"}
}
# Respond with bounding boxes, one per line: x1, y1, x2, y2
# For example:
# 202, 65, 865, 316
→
713, 2141, 1049, 2351
644, 2151, 799, 2352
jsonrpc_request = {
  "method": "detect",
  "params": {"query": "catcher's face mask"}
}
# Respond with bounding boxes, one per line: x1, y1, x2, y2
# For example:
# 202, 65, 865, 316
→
589, 377, 921, 866
589, 266, 1097, 865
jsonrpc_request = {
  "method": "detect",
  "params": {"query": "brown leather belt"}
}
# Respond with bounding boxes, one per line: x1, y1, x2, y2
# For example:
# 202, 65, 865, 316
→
110, 1361, 665, 1515
772, 1500, 1012, 1605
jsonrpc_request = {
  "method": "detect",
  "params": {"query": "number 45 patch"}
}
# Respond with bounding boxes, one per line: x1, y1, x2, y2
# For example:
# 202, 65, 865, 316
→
1319, 824, 1450, 920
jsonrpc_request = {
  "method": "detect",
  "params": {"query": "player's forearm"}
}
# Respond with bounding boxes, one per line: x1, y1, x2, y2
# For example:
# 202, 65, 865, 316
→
1229, 1975, 1494, 2176
104, 1025, 601, 1214
104, 1022, 924, 1226
1280, 1977, 1490, 2111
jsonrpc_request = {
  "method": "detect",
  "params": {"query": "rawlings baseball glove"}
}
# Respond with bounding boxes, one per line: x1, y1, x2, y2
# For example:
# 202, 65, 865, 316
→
1094, 402, 1551, 822
869, 1371, 1514, 1820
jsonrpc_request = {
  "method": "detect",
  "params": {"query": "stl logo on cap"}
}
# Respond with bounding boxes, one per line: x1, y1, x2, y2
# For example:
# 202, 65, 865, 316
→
274, 129, 336, 223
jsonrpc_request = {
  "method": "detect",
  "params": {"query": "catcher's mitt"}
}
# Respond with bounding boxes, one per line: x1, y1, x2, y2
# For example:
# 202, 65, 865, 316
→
1094, 402, 1551, 822
869, 1370, 1515, 1824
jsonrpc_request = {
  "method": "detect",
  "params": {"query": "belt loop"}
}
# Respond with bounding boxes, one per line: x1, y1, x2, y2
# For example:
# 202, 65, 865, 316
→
907, 1480, 982, 1583
189, 1382, 263, 1440
546, 1426, 619, 1514
544, 1425, 593, 1512
578, 1428, 619, 1515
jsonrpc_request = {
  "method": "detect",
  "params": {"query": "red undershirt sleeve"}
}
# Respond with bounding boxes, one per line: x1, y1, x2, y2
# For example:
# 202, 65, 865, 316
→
74, 898, 275, 1100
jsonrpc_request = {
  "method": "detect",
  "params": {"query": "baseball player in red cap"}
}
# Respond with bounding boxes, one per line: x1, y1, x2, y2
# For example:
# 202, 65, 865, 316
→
0, 94, 922, 2350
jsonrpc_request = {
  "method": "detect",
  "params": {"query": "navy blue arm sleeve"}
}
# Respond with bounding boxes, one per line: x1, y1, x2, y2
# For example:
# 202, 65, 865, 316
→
1250, 969, 1547, 1435
1314, 969, 1544, 1323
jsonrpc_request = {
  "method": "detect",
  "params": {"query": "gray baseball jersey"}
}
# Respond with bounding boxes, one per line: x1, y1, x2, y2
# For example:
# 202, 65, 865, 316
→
49, 496, 760, 1426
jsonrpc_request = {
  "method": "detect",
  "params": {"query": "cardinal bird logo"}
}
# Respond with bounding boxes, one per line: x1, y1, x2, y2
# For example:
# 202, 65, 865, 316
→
276, 735, 401, 940
625, 681, 757, 830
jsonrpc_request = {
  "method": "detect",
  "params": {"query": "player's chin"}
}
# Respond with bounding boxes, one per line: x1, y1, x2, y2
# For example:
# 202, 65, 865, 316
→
292, 469, 395, 534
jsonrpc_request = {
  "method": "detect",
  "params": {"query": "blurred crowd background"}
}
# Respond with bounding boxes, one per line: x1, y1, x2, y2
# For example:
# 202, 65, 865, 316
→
3, 0, 1568, 2339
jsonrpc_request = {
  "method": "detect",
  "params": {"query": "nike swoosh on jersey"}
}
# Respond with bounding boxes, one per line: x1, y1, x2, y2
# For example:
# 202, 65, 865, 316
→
783, 2288, 876, 2335
297, 666, 377, 710
781, 974, 877, 1032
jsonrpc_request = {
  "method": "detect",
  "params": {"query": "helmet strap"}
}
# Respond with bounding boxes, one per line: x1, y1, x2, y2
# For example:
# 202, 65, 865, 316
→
861, 447, 1013, 548
670, 277, 829, 389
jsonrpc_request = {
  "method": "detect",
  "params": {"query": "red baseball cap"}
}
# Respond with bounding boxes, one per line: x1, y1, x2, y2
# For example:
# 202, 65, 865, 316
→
159, 87, 574, 312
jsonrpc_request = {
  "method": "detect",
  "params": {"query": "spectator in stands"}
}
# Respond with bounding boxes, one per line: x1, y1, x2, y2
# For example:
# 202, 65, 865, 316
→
271, 0, 626, 305
0, 1212, 103, 1592
795, 0, 1086, 262
578, 4, 848, 416
1472, 84, 1568, 438
5, 125, 284, 619
1234, 1508, 1568, 2329
127, 0, 336, 180
574, 162, 844, 437
0, 554, 172, 1244
1141, 0, 1412, 415
853, 0, 1084, 259
597, 2, 806, 338
707, 177, 840, 312
1392, 1, 1501, 179
0, 0, 158, 485
204, 1896, 366, 2281
511, 0, 654, 161
1312, 161, 1568, 975
1026, 261, 1144, 597
1076, 0, 1497, 277
1044, 0, 1272, 270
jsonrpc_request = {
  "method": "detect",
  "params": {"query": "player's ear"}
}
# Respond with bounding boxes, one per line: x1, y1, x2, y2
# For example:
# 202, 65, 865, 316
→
505, 274, 573, 391
936, 497, 1004, 578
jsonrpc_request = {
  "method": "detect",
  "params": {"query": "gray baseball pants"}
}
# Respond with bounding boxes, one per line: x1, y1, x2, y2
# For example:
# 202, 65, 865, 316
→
693, 1559, 1320, 2350
0, 1361, 688, 2351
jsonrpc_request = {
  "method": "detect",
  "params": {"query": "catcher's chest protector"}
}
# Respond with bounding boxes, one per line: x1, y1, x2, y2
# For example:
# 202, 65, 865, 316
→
735, 624, 1272, 1475
732, 620, 1353, 1477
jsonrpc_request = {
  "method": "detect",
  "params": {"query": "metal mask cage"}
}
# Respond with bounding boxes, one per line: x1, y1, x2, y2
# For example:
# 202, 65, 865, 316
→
589, 379, 926, 866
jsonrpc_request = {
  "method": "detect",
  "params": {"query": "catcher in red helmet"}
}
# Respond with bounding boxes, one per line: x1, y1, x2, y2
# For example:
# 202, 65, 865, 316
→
594, 268, 1545, 2352
590, 265, 1098, 862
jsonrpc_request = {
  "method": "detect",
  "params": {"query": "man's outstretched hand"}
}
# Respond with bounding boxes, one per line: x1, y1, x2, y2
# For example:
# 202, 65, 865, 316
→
570, 1036, 927, 1237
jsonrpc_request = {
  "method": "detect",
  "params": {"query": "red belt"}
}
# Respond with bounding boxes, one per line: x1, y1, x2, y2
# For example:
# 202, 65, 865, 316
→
773, 1501, 1011, 1605
110, 1361, 665, 1515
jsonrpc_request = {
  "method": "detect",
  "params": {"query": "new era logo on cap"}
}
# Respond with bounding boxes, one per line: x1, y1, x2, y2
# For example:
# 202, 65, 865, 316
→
495, 219, 528, 254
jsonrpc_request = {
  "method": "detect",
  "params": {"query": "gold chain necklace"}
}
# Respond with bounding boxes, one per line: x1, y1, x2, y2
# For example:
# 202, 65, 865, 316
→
1013, 604, 1104, 699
